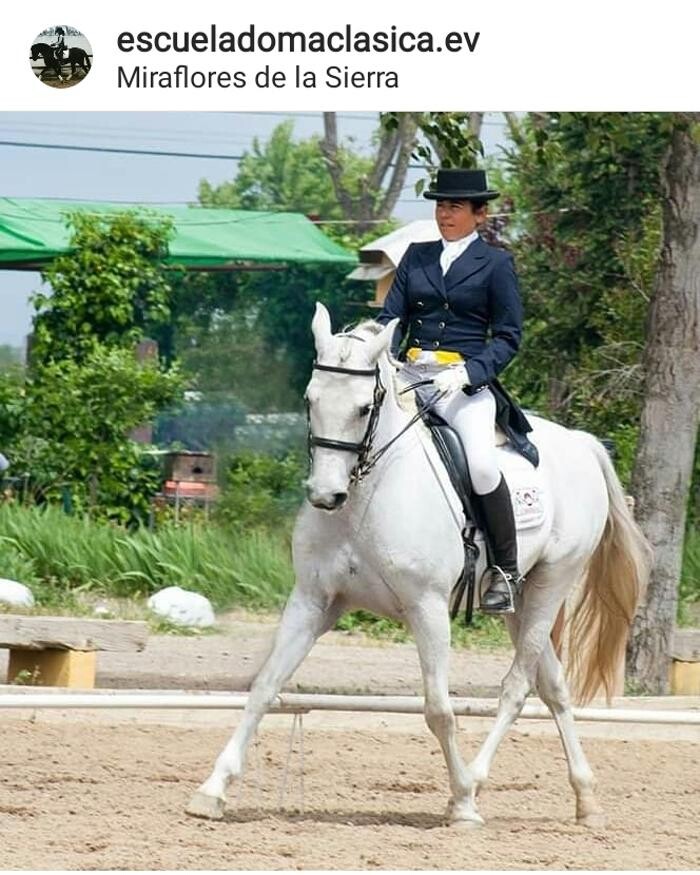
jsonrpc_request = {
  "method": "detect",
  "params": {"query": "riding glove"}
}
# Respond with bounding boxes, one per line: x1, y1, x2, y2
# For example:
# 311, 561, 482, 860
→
432, 364, 471, 396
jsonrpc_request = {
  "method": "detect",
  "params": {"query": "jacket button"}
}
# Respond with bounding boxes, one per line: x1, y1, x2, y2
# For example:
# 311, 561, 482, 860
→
416, 319, 423, 326
417, 301, 424, 308
433, 341, 440, 348
439, 321, 445, 329
413, 338, 420, 345
443, 302, 449, 310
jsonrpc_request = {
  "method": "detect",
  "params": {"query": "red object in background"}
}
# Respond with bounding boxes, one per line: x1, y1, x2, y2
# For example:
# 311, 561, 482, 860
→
162, 480, 219, 500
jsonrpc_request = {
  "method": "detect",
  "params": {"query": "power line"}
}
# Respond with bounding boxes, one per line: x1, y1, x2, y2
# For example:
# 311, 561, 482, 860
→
0, 194, 573, 220
0, 139, 434, 171
0, 140, 246, 161
220, 111, 509, 127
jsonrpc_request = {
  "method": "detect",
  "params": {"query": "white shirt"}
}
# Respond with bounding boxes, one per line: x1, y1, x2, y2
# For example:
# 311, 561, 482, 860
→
440, 229, 479, 275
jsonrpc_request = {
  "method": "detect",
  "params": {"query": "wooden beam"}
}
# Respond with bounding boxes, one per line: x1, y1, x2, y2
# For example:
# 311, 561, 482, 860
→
670, 628, 700, 662
0, 615, 148, 652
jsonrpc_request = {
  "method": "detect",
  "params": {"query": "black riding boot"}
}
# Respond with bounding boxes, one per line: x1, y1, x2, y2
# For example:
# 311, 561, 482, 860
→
478, 475, 523, 614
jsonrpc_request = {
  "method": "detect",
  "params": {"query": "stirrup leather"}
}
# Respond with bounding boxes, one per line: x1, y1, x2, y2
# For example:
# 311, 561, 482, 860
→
479, 565, 524, 615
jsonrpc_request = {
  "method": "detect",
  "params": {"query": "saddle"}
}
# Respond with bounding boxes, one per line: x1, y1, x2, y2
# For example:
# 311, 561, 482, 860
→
409, 369, 543, 623
419, 404, 490, 625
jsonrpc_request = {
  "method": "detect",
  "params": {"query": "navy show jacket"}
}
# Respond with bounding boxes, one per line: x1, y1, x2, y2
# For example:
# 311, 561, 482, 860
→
376, 236, 523, 391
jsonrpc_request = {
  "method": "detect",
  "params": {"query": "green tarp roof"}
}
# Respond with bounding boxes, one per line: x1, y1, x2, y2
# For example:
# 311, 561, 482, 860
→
0, 198, 357, 270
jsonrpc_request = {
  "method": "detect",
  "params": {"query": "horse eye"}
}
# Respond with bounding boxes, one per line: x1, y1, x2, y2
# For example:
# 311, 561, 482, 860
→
359, 404, 372, 418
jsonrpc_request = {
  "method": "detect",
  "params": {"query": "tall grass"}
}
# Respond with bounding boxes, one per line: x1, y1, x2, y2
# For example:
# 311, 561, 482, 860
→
0, 504, 294, 610
679, 525, 700, 625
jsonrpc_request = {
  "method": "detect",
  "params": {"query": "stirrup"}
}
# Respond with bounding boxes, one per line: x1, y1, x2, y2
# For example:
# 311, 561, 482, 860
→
479, 565, 524, 615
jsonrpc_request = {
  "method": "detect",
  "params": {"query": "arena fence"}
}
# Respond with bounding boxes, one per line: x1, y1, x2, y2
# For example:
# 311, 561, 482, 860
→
1, 691, 698, 725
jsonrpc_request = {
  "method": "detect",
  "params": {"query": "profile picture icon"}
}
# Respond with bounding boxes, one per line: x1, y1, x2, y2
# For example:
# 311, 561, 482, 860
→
30, 25, 92, 88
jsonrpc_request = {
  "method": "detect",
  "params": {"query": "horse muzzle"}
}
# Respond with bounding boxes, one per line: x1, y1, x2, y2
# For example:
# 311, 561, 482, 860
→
307, 489, 348, 511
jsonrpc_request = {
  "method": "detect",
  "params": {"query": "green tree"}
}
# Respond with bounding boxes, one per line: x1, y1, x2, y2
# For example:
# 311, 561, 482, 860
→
497, 113, 668, 466
178, 308, 298, 412
322, 112, 418, 232
199, 119, 371, 218
1, 211, 186, 523
12, 347, 183, 522
0, 345, 22, 371
32, 210, 174, 365
194, 121, 392, 404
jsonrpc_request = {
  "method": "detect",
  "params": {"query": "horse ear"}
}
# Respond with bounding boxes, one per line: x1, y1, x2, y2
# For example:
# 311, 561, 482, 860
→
311, 302, 333, 357
367, 319, 399, 364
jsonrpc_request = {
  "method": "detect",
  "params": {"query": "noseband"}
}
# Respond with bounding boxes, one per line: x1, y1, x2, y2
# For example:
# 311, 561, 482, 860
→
307, 362, 386, 484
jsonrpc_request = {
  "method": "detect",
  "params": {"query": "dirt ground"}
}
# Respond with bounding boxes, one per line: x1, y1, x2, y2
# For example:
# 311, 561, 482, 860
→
1, 720, 698, 870
1, 614, 699, 869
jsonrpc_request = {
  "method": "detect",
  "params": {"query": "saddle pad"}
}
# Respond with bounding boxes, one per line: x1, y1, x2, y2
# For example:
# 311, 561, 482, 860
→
498, 446, 547, 531
512, 485, 546, 529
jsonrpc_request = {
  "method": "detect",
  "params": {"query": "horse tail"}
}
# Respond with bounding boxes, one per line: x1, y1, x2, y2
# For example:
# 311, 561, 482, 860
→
566, 436, 652, 705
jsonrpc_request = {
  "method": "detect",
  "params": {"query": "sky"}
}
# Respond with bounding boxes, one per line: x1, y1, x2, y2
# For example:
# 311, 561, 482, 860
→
0, 111, 512, 348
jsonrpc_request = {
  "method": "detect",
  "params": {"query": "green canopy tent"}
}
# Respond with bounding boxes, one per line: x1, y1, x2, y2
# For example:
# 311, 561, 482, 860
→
0, 198, 357, 271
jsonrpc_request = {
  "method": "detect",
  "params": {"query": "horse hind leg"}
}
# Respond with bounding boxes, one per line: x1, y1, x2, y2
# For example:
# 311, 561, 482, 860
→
536, 640, 606, 828
186, 588, 341, 820
465, 560, 583, 808
407, 597, 483, 828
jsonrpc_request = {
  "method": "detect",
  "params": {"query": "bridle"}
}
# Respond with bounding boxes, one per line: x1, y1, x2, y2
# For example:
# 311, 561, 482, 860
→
306, 359, 437, 485
307, 362, 387, 484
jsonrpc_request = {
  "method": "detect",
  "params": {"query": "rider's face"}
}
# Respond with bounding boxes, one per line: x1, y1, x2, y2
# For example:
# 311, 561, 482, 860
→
435, 200, 486, 241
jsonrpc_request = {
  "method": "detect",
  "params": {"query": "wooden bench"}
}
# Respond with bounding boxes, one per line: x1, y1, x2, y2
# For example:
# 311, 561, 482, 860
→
0, 615, 148, 689
670, 628, 700, 695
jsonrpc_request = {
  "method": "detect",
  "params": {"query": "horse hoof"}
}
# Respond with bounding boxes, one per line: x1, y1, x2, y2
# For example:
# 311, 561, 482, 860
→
578, 811, 607, 830
185, 791, 226, 820
449, 815, 484, 830
446, 800, 485, 828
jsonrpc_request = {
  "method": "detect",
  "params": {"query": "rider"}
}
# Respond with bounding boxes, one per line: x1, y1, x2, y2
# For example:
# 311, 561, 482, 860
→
376, 168, 536, 614
51, 27, 67, 64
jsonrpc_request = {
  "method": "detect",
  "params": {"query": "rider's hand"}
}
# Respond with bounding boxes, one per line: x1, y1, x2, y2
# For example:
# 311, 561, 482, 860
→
432, 365, 471, 396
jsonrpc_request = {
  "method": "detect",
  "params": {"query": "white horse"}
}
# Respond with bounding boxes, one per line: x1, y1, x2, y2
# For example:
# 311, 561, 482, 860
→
187, 303, 651, 828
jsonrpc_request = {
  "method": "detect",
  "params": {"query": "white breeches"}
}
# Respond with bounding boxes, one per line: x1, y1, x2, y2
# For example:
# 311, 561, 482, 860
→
400, 361, 501, 495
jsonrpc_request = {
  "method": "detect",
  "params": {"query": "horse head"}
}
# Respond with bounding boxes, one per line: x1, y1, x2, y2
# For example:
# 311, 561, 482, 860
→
31, 43, 54, 63
304, 302, 398, 509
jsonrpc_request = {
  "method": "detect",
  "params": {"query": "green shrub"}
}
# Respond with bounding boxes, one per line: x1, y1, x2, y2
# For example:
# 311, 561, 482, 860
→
0, 543, 40, 590
214, 450, 305, 533
334, 610, 510, 650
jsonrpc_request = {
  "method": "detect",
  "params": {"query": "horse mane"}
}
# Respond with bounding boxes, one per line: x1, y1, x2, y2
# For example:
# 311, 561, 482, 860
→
336, 319, 420, 419
335, 319, 384, 363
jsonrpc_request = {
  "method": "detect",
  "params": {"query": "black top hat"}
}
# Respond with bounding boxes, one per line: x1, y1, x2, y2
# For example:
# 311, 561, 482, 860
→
423, 168, 499, 201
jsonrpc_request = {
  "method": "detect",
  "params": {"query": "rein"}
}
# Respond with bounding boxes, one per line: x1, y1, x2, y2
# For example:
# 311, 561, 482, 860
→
307, 363, 443, 484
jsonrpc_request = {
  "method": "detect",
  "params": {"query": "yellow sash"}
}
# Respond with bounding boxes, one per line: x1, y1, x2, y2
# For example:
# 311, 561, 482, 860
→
406, 347, 465, 365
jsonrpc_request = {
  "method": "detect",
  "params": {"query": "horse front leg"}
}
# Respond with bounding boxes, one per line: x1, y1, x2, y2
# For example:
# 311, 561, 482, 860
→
186, 587, 341, 820
407, 596, 482, 828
